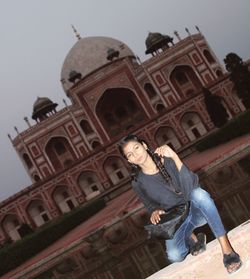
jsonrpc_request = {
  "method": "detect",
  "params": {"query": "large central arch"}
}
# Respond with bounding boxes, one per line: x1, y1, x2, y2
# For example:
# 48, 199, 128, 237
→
96, 88, 147, 137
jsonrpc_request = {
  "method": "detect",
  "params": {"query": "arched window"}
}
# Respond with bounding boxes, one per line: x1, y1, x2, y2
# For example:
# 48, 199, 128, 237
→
104, 157, 129, 185
78, 171, 103, 200
155, 127, 181, 150
144, 83, 157, 99
53, 186, 77, 213
23, 153, 33, 169
170, 65, 203, 99
181, 112, 207, 141
45, 137, 77, 172
80, 120, 94, 135
27, 200, 50, 227
203, 49, 216, 64
2, 215, 22, 241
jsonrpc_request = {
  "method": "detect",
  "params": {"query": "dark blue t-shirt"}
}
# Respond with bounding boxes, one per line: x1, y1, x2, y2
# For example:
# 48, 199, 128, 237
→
132, 157, 199, 214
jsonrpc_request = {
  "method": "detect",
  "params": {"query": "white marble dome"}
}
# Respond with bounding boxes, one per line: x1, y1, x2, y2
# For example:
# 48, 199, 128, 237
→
61, 36, 135, 92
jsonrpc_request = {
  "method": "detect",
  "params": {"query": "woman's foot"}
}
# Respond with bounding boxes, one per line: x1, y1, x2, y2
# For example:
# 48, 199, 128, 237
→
223, 252, 242, 274
189, 233, 206, 256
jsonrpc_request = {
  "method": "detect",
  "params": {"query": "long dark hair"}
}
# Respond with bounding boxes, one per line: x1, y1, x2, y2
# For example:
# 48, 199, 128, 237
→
118, 134, 181, 194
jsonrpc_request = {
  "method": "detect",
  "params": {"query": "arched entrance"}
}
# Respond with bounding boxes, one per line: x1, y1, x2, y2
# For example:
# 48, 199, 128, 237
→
96, 88, 147, 137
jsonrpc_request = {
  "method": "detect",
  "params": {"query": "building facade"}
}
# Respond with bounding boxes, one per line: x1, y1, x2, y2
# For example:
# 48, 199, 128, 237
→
0, 28, 247, 244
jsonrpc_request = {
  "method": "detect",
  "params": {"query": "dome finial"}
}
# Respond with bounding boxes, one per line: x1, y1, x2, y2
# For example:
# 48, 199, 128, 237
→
24, 116, 31, 128
195, 25, 201, 33
71, 24, 81, 40
8, 133, 12, 141
174, 30, 181, 41
185, 27, 191, 36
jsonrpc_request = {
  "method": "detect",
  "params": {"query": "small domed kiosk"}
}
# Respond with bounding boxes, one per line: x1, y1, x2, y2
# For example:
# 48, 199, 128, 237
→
145, 32, 174, 55
32, 97, 58, 122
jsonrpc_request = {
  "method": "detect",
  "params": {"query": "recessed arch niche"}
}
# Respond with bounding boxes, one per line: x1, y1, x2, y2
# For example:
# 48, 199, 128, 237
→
26, 199, 51, 227
180, 112, 207, 141
45, 136, 77, 172
170, 65, 203, 98
96, 88, 147, 137
155, 126, 181, 150
1, 214, 22, 241
52, 186, 77, 213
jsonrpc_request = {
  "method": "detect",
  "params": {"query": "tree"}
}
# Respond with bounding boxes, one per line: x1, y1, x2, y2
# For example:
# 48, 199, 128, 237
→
203, 87, 229, 127
224, 53, 250, 108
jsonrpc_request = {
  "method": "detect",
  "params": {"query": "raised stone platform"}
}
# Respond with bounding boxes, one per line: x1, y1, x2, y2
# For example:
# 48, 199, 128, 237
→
147, 220, 250, 279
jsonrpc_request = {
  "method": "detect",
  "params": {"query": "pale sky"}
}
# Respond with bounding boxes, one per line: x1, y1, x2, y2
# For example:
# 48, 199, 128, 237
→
0, 0, 250, 201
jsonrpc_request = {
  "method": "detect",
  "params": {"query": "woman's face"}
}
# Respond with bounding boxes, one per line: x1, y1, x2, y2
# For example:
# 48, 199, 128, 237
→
123, 140, 148, 166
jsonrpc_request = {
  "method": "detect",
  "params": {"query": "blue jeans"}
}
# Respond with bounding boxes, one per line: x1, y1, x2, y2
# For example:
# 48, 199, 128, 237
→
165, 187, 226, 263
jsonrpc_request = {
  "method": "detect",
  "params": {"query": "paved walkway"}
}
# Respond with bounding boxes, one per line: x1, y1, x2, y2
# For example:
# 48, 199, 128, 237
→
147, 220, 250, 279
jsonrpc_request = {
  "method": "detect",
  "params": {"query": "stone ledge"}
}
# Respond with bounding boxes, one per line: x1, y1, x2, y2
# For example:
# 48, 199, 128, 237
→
147, 220, 250, 279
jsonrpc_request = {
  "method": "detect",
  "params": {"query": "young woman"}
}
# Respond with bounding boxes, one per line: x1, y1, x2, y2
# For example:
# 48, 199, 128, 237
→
118, 134, 242, 274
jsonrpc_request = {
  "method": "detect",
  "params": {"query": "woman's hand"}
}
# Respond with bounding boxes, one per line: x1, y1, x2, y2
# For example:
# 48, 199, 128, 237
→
155, 144, 176, 158
154, 144, 183, 171
150, 209, 165, 225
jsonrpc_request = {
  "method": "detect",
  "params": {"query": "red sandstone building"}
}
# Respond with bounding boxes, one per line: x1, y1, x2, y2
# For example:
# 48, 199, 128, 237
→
0, 27, 247, 245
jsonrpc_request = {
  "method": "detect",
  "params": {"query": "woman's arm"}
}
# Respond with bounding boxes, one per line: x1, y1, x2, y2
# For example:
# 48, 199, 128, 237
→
154, 145, 183, 171
155, 144, 199, 198
132, 181, 158, 214
134, 186, 166, 224
132, 181, 165, 224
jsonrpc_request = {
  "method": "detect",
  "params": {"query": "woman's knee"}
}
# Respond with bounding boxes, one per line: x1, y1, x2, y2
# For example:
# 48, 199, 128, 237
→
166, 247, 187, 263
190, 188, 212, 204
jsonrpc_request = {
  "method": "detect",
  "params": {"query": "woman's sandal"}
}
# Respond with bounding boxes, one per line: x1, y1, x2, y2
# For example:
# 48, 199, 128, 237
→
190, 233, 207, 256
223, 252, 242, 274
